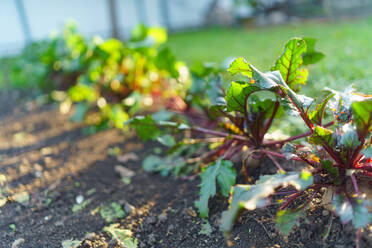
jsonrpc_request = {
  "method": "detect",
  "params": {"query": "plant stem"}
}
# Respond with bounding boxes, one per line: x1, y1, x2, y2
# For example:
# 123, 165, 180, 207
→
192, 126, 248, 142
266, 152, 285, 172
350, 172, 359, 195
259, 149, 303, 161
262, 121, 334, 147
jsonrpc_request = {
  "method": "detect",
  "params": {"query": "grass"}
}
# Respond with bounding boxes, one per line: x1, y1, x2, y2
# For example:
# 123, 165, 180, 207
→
168, 17, 372, 95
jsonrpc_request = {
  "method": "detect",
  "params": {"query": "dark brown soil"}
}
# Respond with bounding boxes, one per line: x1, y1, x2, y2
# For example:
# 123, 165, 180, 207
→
0, 98, 371, 248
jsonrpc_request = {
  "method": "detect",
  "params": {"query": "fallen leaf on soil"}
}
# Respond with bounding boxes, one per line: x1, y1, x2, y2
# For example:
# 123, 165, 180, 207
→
61, 239, 82, 248
103, 223, 137, 248
115, 166, 135, 185
186, 208, 197, 217
12, 191, 30, 204
117, 153, 139, 163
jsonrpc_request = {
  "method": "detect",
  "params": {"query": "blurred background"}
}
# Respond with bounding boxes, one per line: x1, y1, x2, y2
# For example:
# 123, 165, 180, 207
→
1, 0, 372, 93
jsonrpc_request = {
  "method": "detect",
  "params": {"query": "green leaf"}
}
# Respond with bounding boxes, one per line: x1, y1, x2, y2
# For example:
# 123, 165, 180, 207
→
99, 202, 126, 223
129, 115, 160, 141
142, 154, 185, 176
332, 193, 372, 229
340, 126, 361, 149
254, 66, 313, 113
70, 103, 89, 122
103, 223, 137, 248
191, 61, 215, 78
251, 66, 279, 90
157, 134, 176, 147
361, 145, 372, 158
220, 171, 313, 234
195, 160, 237, 218
68, 84, 97, 102
272, 38, 308, 91
351, 98, 372, 135
276, 208, 305, 235
225, 81, 259, 112
309, 94, 334, 125
227, 57, 252, 77
308, 126, 334, 146
302, 37, 325, 65
62, 239, 82, 248
155, 47, 179, 77
109, 105, 129, 129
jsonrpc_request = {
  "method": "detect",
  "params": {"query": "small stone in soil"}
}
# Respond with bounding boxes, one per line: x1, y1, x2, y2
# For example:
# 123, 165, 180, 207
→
147, 234, 156, 245
322, 210, 329, 216
145, 215, 157, 225
85, 232, 97, 240
123, 201, 135, 214
158, 213, 167, 223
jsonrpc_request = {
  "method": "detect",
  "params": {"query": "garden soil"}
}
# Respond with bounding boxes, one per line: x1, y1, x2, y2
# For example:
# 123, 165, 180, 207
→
0, 96, 371, 248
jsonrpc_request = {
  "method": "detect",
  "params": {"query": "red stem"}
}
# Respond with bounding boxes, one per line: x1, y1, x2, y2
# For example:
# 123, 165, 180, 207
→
259, 149, 303, 161
263, 121, 334, 147
192, 126, 248, 142
260, 100, 280, 142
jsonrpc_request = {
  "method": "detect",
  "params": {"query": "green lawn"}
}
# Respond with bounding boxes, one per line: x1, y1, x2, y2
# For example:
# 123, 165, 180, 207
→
168, 17, 372, 95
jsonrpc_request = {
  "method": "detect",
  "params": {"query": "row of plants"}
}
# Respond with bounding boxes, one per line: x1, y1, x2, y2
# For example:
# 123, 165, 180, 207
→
5, 23, 371, 246
5, 22, 189, 132
128, 38, 372, 246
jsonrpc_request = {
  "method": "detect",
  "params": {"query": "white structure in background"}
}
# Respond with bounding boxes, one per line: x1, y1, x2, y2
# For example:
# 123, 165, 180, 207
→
0, 0, 235, 56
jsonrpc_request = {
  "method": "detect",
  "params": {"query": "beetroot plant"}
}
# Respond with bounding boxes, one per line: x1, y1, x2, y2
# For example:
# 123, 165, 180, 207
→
220, 61, 372, 246
129, 37, 326, 218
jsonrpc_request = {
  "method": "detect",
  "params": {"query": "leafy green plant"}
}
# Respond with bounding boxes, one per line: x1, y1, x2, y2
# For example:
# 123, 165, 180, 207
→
220, 60, 372, 247
130, 37, 371, 247
61, 23, 189, 130
129, 37, 324, 217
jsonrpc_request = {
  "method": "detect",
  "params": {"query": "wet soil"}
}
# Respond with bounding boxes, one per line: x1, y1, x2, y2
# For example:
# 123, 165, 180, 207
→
0, 98, 371, 248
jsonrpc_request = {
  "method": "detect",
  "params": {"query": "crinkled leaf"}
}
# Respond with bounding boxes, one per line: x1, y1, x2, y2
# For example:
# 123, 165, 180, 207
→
308, 126, 333, 146
225, 81, 259, 112
276, 208, 305, 235
195, 160, 237, 218
265, 68, 314, 112
228, 57, 252, 77
251, 66, 279, 90
220, 171, 313, 234
302, 37, 325, 65
351, 98, 372, 135
309, 94, 334, 125
332, 193, 372, 229
271, 38, 307, 91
